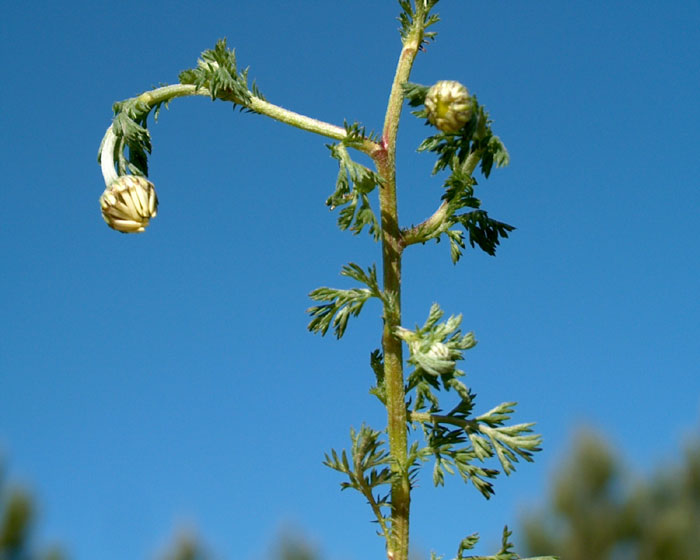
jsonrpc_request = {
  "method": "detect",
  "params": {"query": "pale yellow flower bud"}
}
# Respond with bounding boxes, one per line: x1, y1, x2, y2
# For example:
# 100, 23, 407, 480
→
424, 80, 472, 133
426, 341, 450, 361
99, 175, 158, 233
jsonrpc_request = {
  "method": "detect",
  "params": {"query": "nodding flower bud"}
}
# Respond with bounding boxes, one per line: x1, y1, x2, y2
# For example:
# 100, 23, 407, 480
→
424, 80, 472, 133
99, 175, 158, 233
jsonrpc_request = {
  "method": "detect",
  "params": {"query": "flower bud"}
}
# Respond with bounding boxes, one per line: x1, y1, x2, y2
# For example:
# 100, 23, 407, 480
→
426, 341, 450, 361
99, 175, 158, 233
421, 341, 455, 376
424, 80, 472, 133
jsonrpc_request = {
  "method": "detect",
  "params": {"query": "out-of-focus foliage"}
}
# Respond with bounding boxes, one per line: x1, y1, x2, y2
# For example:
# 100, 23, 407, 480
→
1, 459, 323, 560
160, 532, 211, 560
0, 466, 64, 560
160, 530, 321, 560
521, 429, 700, 560
268, 533, 319, 560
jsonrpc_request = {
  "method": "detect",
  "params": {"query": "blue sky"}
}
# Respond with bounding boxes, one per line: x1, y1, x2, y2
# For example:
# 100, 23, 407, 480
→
1, 1, 699, 559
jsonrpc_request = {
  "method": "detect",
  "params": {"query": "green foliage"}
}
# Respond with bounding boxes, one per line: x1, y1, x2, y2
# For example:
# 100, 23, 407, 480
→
453, 211, 515, 261
323, 426, 392, 535
431, 527, 557, 560
402, 84, 514, 262
342, 121, 380, 148
396, 304, 542, 498
402, 81, 430, 120
422, 424, 501, 496
420, 104, 512, 260
321, 295, 542, 538
325, 144, 382, 240
0, 468, 65, 560
396, 303, 476, 384
101, 38, 265, 181
178, 38, 262, 109
456, 526, 518, 560
472, 404, 542, 476
103, 95, 159, 177
396, 303, 476, 416
416, 97, 509, 177
368, 349, 386, 405
438, 163, 514, 261
398, 0, 440, 47
307, 264, 382, 339
419, 398, 541, 498
522, 430, 700, 560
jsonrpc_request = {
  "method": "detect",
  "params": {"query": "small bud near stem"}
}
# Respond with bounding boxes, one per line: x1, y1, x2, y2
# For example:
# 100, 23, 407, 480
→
425, 80, 472, 133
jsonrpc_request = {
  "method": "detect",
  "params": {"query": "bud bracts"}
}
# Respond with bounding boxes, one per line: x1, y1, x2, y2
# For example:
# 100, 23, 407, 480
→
425, 80, 472, 133
197, 58, 220, 71
99, 175, 158, 233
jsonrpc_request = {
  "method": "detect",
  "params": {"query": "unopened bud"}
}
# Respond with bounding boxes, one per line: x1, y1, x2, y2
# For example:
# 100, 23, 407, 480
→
425, 80, 472, 133
99, 175, 158, 233
426, 342, 450, 360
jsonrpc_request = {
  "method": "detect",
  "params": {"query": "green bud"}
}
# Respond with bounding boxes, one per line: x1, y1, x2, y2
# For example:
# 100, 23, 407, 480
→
99, 175, 158, 233
426, 341, 450, 361
424, 80, 472, 133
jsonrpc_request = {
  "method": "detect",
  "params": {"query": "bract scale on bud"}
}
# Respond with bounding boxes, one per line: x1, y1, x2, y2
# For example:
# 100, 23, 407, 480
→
424, 80, 472, 133
99, 175, 158, 233
426, 341, 450, 360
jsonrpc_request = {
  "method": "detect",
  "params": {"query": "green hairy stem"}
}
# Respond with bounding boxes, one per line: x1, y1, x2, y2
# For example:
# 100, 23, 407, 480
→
99, 84, 379, 174
371, 13, 427, 560
97, 2, 553, 559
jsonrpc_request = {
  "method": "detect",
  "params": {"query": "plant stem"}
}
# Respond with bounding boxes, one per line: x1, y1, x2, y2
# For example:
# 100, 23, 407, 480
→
99, 126, 119, 186
402, 151, 483, 246
249, 97, 379, 155
372, 19, 425, 560
116, 84, 381, 156
357, 473, 392, 544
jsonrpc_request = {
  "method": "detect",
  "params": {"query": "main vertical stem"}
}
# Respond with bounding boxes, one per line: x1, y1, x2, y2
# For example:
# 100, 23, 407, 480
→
374, 21, 424, 560
376, 145, 408, 560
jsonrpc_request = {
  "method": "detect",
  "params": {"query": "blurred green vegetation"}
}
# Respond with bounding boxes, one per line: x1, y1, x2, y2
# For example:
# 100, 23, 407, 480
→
0, 464, 320, 560
520, 429, 700, 560
0, 468, 63, 560
158, 531, 320, 560
159, 533, 210, 560
6, 428, 700, 560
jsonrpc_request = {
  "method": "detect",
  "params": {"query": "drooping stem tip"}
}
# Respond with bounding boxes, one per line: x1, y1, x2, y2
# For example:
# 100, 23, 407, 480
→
99, 125, 119, 187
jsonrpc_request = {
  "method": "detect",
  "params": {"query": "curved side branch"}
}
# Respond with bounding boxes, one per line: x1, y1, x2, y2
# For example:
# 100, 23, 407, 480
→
100, 84, 379, 174
98, 83, 381, 232
402, 150, 483, 247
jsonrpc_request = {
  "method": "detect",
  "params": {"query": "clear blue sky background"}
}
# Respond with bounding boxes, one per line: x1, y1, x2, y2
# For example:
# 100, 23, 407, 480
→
1, 1, 698, 559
